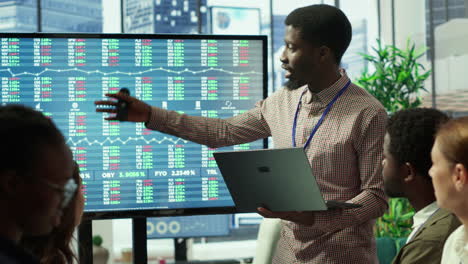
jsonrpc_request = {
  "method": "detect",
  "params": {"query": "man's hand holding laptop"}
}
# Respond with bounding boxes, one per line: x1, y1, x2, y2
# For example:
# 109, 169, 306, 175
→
257, 207, 319, 226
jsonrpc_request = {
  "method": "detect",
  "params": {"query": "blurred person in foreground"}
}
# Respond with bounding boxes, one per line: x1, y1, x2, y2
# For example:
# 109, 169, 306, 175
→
0, 105, 76, 264
21, 161, 85, 264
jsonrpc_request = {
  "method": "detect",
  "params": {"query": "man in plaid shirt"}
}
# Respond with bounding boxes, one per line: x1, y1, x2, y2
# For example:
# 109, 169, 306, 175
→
97, 4, 388, 263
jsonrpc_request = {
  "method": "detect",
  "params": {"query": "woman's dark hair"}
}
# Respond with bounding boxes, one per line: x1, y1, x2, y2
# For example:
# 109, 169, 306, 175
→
285, 4, 352, 64
21, 162, 82, 264
0, 105, 65, 176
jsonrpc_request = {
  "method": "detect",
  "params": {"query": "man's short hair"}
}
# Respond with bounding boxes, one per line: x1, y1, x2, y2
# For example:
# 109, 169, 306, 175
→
0, 105, 65, 176
387, 108, 449, 180
285, 4, 352, 64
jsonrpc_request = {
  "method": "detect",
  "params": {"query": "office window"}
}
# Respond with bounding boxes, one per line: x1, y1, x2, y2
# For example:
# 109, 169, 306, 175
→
340, 0, 379, 80
420, 0, 468, 113
0, 0, 103, 33
0, 0, 38, 32
41, 0, 103, 32
123, 0, 154, 33
448, 0, 466, 19
425, 18, 468, 115
425, 0, 465, 58
123, 0, 207, 34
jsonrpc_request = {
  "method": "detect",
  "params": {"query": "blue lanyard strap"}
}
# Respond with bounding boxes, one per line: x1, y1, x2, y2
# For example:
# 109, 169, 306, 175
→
292, 80, 351, 150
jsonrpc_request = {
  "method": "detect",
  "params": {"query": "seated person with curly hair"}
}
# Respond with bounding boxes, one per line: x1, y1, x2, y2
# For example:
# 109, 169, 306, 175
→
21, 161, 85, 264
382, 108, 461, 264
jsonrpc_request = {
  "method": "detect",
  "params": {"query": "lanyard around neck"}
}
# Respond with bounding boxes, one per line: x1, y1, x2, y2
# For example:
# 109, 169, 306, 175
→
292, 80, 351, 150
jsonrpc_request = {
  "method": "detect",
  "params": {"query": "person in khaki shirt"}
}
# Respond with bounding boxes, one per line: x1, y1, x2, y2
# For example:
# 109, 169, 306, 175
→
382, 108, 461, 264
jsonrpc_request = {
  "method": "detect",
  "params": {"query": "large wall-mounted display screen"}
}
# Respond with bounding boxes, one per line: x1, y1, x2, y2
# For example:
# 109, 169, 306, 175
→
0, 33, 267, 218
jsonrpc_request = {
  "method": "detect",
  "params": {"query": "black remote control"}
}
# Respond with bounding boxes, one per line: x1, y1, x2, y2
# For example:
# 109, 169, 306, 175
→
116, 87, 130, 121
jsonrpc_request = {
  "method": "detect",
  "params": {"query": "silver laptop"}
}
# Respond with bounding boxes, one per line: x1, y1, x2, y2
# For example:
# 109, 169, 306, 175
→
213, 147, 362, 213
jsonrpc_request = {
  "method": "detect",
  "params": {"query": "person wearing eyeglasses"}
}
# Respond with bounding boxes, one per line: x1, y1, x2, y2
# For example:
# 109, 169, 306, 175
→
21, 161, 84, 264
0, 105, 75, 264
429, 117, 468, 263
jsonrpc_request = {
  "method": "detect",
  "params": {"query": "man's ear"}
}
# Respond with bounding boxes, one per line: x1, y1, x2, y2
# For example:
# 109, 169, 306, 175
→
453, 163, 468, 191
402, 162, 416, 183
0, 170, 20, 197
318, 46, 332, 62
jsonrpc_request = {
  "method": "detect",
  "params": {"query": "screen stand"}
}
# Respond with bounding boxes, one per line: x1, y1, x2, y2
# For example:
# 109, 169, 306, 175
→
133, 217, 148, 264
78, 220, 93, 264
174, 238, 188, 261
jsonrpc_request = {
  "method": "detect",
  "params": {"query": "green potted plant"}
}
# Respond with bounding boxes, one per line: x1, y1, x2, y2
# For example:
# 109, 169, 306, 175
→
355, 38, 431, 264
357, 39, 431, 113
92, 235, 110, 264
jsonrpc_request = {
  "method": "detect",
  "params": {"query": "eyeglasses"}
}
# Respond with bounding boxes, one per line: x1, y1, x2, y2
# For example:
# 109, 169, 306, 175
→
38, 178, 78, 208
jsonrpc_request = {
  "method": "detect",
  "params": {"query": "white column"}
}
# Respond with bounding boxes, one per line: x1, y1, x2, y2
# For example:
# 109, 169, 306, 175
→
378, 0, 432, 99
379, 0, 394, 45
466, 0, 468, 17
93, 219, 115, 263
380, 0, 427, 49
394, 0, 427, 49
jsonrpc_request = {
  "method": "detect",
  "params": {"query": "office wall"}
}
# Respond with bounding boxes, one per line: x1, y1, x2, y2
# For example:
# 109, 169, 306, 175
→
435, 19, 468, 94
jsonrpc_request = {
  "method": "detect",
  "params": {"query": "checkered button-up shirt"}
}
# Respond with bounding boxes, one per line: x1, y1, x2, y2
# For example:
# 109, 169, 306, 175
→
146, 71, 388, 263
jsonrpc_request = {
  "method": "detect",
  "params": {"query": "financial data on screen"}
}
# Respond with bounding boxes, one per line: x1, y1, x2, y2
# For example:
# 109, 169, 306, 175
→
0, 34, 266, 214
